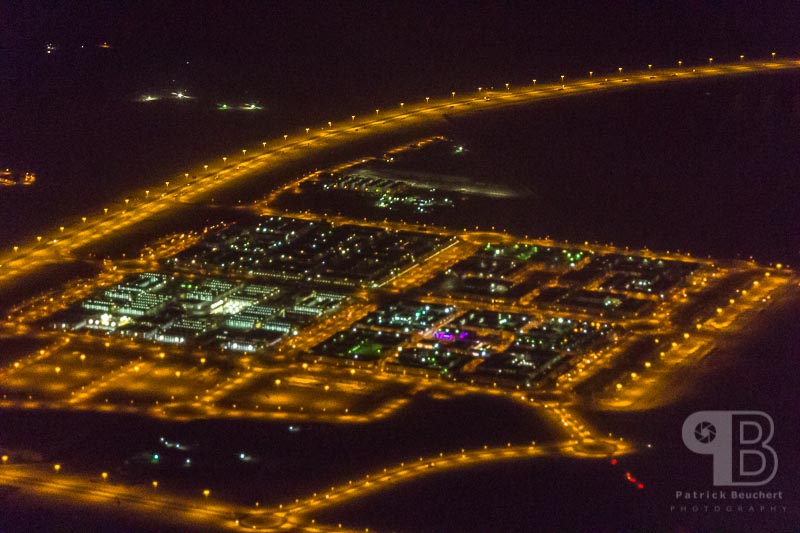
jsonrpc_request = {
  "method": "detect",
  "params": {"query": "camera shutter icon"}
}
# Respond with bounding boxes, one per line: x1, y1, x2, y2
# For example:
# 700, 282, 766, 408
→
694, 421, 716, 443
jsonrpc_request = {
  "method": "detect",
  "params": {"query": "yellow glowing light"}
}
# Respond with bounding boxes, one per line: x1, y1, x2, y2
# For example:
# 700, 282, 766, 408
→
54, 464, 61, 472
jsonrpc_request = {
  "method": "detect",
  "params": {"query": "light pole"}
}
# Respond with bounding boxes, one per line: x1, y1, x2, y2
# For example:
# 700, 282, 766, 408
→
678, 60, 683, 67
425, 97, 430, 103
451, 91, 455, 99
262, 141, 266, 149
708, 57, 713, 64
771, 51, 776, 59
647, 64, 652, 70
242, 149, 246, 156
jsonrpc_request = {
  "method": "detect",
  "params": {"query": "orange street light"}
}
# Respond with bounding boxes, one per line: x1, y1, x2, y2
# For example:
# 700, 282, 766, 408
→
451, 91, 455, 99
708, 57, 713, 64
678, 60, 683, 67
739, 55, 744, 61
351, 115, 355, 121
101, 472, 108, 481
425, 97, 430, 103
203, 489, 211, 498
262, 141, 267, 149
284, 134, 288, 141
54, 464, 61, 472
242, 149, 247, 156
771, 51, 776, 59
618, 67, 623, 74
152, 480, 158, 490
505, 83, 509, 90
375, 109, 380, 115
222, 157, 227, 163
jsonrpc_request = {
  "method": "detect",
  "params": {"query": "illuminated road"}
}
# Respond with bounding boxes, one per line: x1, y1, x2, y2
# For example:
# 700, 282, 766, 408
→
1, 56, 799, 532
0, 437, 631, 532
1, 59, 798, 289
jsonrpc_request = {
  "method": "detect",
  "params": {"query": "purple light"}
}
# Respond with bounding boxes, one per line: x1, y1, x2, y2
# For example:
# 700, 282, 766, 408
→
459, 331, 469, 339
434, 331, 454, 341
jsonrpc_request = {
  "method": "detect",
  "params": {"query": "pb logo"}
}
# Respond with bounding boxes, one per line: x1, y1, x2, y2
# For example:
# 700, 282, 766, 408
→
682, 411, 778, 486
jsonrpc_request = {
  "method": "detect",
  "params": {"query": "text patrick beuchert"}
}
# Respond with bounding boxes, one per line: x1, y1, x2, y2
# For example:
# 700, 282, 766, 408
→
675, 490, 784, 501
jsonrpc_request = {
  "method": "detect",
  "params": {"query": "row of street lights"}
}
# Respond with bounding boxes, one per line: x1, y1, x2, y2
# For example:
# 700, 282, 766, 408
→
1, 51, 786, 260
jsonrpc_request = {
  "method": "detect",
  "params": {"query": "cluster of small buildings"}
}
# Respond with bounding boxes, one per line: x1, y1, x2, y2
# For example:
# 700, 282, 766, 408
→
320, 172, 454, 213
52, 271, 346, 352
165, 216, 452, 287
428, 244, 701, 317
309, 298, 619, 388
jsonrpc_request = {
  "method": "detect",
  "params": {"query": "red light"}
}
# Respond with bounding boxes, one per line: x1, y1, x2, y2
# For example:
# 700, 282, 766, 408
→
637, 483, 644, 490
611, 459, 617, 465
